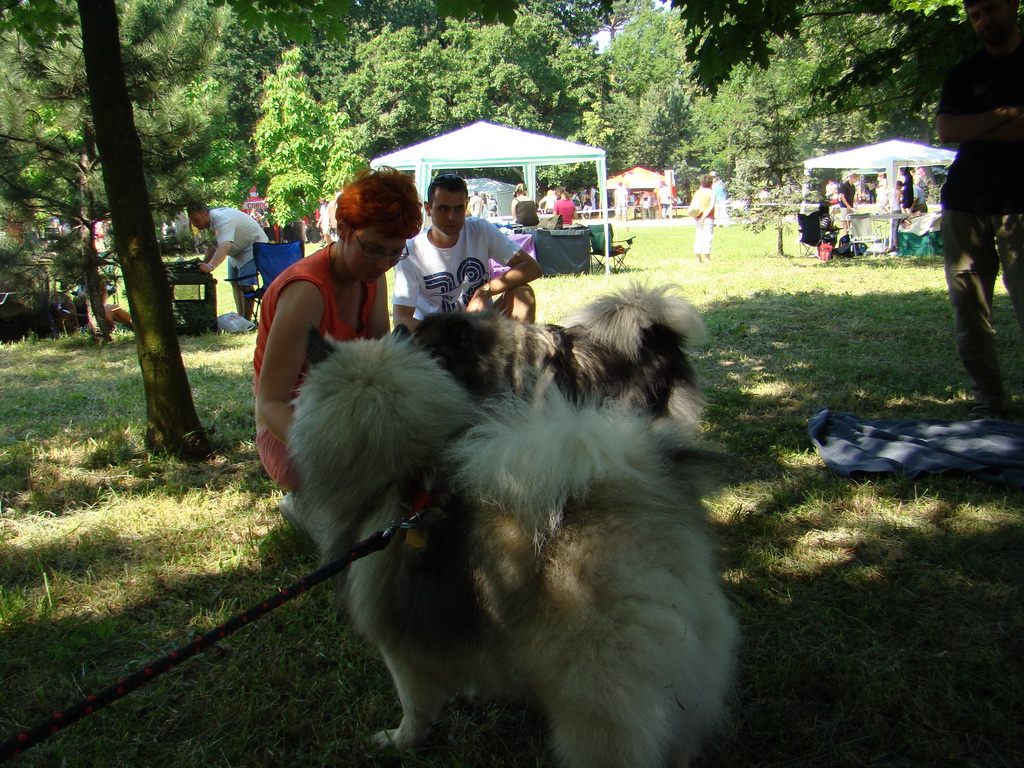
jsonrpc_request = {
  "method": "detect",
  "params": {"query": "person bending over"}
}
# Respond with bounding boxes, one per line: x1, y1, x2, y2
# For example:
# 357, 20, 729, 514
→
253, 166, 422, 499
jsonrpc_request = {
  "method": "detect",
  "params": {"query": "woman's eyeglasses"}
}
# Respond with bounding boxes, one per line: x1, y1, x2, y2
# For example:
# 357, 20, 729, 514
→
353, 232, 408, 264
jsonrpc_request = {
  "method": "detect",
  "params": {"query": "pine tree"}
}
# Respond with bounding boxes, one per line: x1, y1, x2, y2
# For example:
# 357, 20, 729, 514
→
0, 0, 234, 342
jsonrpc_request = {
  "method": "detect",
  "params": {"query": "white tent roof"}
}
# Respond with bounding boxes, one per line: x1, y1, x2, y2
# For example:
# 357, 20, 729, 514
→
804, 139, 957, 213
371, 120, 613, 272
374, 120, 604, 171
803, 139, 956, 172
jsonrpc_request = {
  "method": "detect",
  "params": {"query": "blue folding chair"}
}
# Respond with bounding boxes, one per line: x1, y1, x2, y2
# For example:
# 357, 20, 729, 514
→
229, 240, 304, 322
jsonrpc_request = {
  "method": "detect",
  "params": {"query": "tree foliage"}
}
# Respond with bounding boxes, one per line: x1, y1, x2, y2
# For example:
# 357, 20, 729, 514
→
335, 15, 604, 162
0, 0, 233, 223
253, 47, 359, 225
669, 0, 979, 113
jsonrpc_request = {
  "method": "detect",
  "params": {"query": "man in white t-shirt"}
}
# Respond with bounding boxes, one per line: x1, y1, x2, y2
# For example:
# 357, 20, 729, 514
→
188, 203, 269, 322
468, 189, 486, 218
393, 174, 541, 331
657, 181, 674, 219
613, 182, 629, 221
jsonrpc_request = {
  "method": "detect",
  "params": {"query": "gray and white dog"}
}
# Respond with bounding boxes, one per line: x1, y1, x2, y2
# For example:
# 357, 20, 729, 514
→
288, 331, 738, 768
409, 283, 706, 431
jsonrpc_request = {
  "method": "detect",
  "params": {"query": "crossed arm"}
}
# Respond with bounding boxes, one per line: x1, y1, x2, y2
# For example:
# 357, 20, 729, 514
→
937, 106, 1024, 143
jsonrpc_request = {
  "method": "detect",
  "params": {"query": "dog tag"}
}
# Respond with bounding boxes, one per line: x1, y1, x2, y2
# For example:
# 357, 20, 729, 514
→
405, 526, 428, 548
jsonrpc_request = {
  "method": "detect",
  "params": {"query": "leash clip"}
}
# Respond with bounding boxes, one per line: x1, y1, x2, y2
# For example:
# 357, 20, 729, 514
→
384, 487, 432, 546
399, 512, 422, 529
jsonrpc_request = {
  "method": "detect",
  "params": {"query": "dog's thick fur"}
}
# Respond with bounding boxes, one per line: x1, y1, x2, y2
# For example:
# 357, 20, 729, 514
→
410, 284, 705, 430
289, 333, 738, 768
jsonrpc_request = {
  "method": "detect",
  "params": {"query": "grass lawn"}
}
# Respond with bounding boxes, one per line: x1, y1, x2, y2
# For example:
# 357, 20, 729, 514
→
2, 220, 1022, 767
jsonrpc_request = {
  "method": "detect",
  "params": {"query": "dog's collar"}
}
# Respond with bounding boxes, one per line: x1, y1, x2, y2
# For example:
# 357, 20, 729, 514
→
400, 486, 435, 548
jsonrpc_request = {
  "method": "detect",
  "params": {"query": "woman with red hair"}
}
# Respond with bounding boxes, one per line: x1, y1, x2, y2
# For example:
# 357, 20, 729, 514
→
253, 166, 422, 495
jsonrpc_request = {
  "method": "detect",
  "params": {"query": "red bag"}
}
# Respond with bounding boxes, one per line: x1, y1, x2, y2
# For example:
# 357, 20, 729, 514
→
818, 243, 832, 261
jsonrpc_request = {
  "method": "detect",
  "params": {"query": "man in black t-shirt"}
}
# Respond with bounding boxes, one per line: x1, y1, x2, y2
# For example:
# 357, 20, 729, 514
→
837, 172, 858, 235
936, 0, 1024, 418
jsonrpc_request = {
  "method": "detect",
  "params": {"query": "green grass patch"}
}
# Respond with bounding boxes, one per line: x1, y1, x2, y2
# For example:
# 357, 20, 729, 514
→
1, 222, 1021, 766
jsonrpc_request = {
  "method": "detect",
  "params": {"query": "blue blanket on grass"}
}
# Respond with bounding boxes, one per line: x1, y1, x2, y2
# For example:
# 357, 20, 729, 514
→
808, 407, 1024, 488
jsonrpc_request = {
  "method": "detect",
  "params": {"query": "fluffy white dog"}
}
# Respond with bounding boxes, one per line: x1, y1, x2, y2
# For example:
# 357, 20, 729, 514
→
288, 333, 738, 768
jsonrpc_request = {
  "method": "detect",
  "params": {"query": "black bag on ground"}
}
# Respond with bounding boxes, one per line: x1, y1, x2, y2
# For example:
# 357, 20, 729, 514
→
834, 234, 868, 257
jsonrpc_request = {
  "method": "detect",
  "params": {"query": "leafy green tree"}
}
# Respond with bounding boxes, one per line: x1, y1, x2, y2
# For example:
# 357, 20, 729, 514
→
254, 47, 359, 226
519, 0, 609, 42
596, 0, 652, 43
594, 5, 693, 174
686, 44, 823, 256
0, 0, 237, 456
670, 0, 976, 115
335, 14, 604, 163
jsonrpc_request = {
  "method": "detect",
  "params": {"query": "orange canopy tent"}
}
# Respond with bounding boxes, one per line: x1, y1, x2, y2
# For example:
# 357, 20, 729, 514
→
606, 166, 667, 190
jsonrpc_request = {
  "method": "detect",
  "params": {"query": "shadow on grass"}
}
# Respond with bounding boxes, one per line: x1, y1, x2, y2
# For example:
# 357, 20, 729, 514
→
1, 287, 1022, 767
688, 287, 1023, 766
0, 518, 550, 767
698, 464, 1023, 768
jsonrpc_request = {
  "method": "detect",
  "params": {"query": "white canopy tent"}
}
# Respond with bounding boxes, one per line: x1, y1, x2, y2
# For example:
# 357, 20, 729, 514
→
371, 121, 612, 273
804, 139, 957, 213
464, 178, 515, 219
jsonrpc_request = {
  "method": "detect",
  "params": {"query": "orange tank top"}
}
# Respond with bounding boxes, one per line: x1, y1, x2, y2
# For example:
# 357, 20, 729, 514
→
252, 246, 378, 394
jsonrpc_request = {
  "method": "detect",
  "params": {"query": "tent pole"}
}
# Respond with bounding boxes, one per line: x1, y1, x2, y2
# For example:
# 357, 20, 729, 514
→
417, 162, 431, 231
597, 156, 610, 276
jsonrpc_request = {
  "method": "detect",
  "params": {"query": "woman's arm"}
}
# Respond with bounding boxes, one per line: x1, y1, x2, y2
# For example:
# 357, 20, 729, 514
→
255, 280, 325, 445
365, 275, 390, 339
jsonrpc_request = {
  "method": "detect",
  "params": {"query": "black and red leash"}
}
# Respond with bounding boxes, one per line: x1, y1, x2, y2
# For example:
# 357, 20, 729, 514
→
0, 496, 431, 763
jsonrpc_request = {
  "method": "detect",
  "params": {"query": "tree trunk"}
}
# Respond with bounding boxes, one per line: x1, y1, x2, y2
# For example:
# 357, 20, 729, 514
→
77, 139, 111, 344
777, 225, 785, 258
76, 0, 212, 458
79, 226, 109, 344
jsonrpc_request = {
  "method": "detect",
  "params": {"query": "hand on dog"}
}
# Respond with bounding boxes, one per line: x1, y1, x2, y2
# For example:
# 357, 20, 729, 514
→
466, 288, 491, 313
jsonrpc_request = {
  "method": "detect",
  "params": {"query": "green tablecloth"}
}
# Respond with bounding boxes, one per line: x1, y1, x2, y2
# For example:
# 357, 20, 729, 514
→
897, 229, 943, 256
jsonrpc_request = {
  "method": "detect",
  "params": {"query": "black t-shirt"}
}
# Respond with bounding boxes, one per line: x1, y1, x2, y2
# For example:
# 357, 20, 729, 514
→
839, 181, 856, 208
937, 41, 1024, 213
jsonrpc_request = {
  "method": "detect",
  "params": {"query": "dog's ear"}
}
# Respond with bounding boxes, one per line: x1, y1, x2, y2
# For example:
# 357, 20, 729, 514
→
391, 324, 412, 341
306, 326, 333, 366
445, 314, 477, 346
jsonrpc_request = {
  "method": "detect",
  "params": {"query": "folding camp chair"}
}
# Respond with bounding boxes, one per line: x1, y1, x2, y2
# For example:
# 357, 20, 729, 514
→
227, 240, 304, 322
588, 223, 634, 273
849, 213, 885, 254
797, 213, 825, 258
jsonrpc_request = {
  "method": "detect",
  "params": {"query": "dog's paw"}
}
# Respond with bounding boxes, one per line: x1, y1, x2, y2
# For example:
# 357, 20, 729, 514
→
372, 729, 398, 751
372, 723, 427, 752
372, 728, 414, 752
